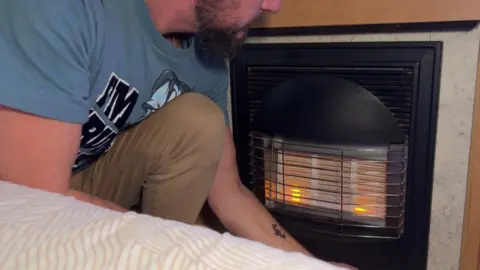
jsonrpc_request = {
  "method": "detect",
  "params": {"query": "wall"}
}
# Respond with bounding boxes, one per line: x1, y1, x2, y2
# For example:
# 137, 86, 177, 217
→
228, 25, 480, 270
250, 0, 480, 28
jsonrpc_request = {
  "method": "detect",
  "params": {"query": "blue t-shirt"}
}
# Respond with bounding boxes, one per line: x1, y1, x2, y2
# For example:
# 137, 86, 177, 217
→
0, 0, 229, 172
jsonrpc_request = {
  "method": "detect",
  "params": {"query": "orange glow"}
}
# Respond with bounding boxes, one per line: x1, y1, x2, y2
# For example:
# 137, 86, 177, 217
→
354, 207, 369, 213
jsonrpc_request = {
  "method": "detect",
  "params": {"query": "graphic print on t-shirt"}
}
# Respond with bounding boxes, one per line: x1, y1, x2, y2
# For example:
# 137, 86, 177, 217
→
73, 70, 190, 172
141, 70, 191, 119
73, 72, 139, 171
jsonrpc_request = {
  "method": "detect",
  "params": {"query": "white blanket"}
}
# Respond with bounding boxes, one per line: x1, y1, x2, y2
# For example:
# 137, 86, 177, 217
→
0, 181, 346, 270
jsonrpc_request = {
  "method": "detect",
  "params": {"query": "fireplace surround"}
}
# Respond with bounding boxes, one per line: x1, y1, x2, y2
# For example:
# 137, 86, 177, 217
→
229, 42, 442, 269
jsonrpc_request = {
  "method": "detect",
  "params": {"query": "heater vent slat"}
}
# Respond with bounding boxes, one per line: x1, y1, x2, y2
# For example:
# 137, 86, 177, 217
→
246, 66, 414, 139
248, 133, 408, 239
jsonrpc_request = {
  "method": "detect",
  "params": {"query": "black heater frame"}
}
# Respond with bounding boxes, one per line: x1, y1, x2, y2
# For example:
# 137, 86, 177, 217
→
229, 41, 442, 270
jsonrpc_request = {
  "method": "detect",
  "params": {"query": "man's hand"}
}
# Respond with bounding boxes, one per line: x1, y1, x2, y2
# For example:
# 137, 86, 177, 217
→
0, 106, 126, 213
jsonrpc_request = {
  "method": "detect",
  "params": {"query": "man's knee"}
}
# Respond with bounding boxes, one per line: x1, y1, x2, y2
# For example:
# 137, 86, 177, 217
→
153, 92, 227, 157
137, 93, 227, 221
174, 92, 226, 133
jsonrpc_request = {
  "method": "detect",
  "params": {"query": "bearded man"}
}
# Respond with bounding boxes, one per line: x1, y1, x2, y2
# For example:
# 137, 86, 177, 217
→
0, 1, 354, 266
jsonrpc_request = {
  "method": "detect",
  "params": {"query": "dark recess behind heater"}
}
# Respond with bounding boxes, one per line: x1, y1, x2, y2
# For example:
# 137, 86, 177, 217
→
246, 66, 413, 140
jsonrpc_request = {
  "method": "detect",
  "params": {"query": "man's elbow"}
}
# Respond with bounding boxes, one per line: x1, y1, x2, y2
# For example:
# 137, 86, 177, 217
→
0, 106, 81, 195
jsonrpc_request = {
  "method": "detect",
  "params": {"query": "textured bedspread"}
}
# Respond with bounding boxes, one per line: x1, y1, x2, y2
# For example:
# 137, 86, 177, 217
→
0, 181, 345, 270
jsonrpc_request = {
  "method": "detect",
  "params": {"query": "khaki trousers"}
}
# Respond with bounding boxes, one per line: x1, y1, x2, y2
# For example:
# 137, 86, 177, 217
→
71, 93, 226, 224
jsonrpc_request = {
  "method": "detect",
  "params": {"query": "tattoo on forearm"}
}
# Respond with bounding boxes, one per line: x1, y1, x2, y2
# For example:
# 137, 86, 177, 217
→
272, 224, 287, 239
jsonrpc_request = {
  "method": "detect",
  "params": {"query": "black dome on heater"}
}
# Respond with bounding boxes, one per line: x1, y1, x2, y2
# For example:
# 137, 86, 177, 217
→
252, 75, 406, 145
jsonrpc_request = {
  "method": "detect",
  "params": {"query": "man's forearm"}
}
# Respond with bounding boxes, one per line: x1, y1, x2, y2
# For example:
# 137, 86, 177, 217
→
210, 184, 311, 255
208, 129, 310, 255
66, 189, 128, 213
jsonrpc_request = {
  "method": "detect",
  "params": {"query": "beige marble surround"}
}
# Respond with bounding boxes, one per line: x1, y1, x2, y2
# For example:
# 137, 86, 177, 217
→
228, 25, 480, 270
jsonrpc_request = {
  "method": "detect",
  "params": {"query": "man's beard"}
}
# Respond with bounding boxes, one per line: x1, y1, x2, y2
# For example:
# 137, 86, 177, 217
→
195, 0, 248, 59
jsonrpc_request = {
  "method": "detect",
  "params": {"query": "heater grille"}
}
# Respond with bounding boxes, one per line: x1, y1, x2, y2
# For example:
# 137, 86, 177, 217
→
247, 66, 413, 139
249, 133, 408, 239
232, 42, 442, 269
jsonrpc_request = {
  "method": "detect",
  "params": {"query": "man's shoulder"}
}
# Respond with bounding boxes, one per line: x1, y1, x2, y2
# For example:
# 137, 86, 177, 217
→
0, 0, 106, 125
0, 0, 105, 67
0, 0, 104, 32
0, 0, 90, 17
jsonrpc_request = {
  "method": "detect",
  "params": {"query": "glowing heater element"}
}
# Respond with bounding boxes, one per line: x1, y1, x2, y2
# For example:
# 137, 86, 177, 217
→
354, 207, 369, 213
263, 148, 388, 226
